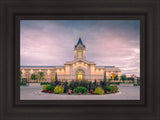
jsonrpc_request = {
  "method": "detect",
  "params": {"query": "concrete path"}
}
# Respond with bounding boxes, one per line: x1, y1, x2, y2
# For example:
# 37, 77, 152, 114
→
20, 86, 140, 100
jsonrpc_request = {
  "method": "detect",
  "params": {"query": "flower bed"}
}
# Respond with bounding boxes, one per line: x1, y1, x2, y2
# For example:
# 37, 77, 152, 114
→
41, 81, 119, 95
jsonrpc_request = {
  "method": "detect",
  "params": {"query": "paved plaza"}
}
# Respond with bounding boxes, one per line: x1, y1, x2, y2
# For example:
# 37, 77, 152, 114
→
20, 86, 140, 100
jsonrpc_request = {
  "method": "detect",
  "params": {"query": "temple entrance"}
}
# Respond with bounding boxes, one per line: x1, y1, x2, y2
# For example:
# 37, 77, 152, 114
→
76, 70, 84, 81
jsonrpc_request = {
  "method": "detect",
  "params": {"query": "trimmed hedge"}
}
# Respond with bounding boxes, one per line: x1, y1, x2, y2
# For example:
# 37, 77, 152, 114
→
95, 87, 104, 95
46, 85, 55, 91
41, 82, 51, 85
104, 86, 113, 92
42, 85, 48, 90
134, 82, 140, 86
109, 82, 120, 85
54, 86, 64, 94
20, 82, 27, 86
75, 87, 87, 94
111, 85, 119, 92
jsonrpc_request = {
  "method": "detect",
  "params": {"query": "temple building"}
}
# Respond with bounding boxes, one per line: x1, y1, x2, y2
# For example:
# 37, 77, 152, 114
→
20, 35, 121, 83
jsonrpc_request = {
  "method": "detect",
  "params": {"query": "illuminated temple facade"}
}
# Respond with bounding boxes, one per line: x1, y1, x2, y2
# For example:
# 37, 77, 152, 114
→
20, 35, 121, 83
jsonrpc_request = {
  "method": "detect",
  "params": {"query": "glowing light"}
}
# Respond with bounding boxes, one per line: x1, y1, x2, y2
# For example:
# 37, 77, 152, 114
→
30, 69, 33, 74
39, 69, 41, 72
22, 69, 25, 74
47, 69, 50, 75
106, 72, 109, 76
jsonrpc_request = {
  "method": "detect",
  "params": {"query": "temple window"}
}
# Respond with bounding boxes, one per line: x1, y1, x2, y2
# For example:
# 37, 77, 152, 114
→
78, 49, 82, 59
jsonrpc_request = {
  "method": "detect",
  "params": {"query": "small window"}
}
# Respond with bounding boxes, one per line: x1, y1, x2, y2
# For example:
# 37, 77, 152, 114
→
78, 49, 82, 59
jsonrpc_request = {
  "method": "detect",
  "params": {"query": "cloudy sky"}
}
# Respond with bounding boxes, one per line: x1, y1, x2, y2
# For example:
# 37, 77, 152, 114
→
20, 20, 140, 76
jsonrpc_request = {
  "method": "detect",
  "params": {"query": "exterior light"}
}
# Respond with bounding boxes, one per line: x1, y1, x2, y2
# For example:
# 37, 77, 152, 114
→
47, 69, 50, 75
22, 69, 25, 74
30, 69, 33, 74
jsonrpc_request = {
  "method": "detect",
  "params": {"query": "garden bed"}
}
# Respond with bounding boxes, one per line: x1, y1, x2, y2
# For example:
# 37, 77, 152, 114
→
41, 91, 119, 95
41, 80, 119, 95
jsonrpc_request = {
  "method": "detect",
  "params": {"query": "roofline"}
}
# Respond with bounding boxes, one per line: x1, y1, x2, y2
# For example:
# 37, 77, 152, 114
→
20, 66, 64, 67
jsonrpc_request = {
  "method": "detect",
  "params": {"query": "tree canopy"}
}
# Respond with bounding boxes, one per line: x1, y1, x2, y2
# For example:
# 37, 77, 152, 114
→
120, 75, 127, 81
31, 74, 37, 80
38, 72, 44, 82
114, 75, 119, 80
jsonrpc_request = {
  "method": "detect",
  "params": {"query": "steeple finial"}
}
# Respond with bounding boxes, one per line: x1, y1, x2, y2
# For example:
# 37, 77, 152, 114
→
75, 34, 85, 48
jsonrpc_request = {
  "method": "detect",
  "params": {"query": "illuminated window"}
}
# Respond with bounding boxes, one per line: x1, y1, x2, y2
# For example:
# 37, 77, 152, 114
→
76, 70, 84, 81
78, 49, 82, 59
51, 73, 55, 81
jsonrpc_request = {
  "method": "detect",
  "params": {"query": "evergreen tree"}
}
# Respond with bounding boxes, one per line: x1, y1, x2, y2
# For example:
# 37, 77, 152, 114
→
114, 75, 119, 80
38, 72, 44, 82
104, 73, 106, 82
121, 74, 127, 81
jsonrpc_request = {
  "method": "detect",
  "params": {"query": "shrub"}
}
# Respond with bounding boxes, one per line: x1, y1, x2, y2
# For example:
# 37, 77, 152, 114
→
20, 82, 27, 86
75, 87, 87, 94
41, 82, 51, 85
42, 85, 48, 90
104, 86, 113, 92
109, 82, 120, 85
80, 80, 88, 88
111, 85, 119, 92
94, 87, 104, 95
134, 82, 140, 86
46, 85, 55, 91
54, 86, 64, 94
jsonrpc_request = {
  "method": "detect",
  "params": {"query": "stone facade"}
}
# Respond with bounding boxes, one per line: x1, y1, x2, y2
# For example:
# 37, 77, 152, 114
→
20, 35, 121, 83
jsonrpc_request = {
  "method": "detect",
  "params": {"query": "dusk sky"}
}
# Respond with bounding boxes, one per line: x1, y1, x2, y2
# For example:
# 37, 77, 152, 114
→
20, 20, 140, 76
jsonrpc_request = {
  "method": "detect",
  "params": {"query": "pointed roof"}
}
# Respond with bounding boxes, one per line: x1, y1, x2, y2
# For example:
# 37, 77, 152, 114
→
75, 34, 85, 48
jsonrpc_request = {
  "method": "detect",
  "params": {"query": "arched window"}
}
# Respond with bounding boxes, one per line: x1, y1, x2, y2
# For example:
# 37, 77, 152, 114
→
78, 49, 82, 59
76, 69, 84, 81
51, 73, 55, 81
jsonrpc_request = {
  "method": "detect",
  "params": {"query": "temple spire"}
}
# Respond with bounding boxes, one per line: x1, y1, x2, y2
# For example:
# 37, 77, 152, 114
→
75, 34, 85, 48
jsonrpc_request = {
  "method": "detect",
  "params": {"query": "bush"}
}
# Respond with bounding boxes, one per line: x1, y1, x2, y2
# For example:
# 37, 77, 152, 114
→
104, 86, 113, 92
20, 82, 27, 86
75, 87, 87, 94
111, 85, 119, 92
134, 82, 140, 86
54, 86, 64, 94
80, 80, 88, 88
42, 85, 48, 90
46, 85, 55, 91
94, 87, 104, 95
109, 82, 120, 85
41, 82, 51, 85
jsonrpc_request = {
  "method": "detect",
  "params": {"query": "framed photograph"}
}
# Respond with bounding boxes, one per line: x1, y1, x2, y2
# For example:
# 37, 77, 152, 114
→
0, 0, 159, 120
20, 20, 140, 101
